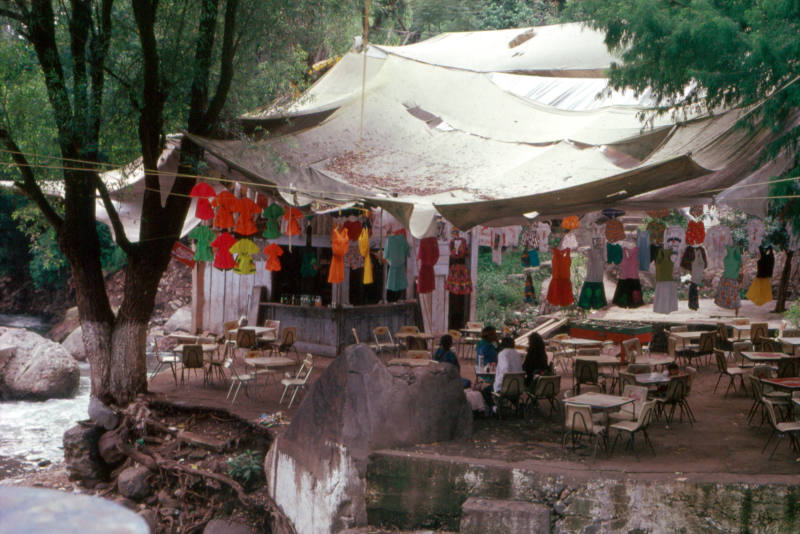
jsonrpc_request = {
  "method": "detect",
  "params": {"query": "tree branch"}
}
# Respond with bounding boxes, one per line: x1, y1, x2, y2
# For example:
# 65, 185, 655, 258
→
94, 173, 133, 254
187, 0, 219, 134
205, 0, 239, 127
0, 124, 63, 231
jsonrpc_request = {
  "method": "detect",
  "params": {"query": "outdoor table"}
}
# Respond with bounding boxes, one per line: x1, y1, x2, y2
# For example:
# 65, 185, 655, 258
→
388, 358, 433, 367
236, 326, 277, 337
244, 356, 296, 390
172, 343, 219, 358
566, 392, 635, 442
741, 351, 788, 364
730, 324, 752, 340
779, 337, 800, 356
670, 330, 713, 348
761, 377, 800, 392
167, 332, 200, 344
557, 338, 605, 350
575, 355, 623, 367
634, 372, 670, 385
636, 356, 675, 369
394, 331, 434, 350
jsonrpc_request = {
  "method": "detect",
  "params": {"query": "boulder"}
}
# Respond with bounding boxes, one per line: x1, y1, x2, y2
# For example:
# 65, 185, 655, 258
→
266, 344, 471, 534
117, 465, 153, 501
63, 422, 109, 488
49, 306, 80, 342
162, 306, 192, 334
0, 327, 80, 400
89, 396, 120, 430
62, 326, 87, 361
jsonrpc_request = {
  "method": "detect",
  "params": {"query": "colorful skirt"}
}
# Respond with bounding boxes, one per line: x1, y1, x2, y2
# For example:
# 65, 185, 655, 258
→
745, 277, 772, 306
446, 264, 472, 295
546, 277, 574, 307
715, 276, 741, 310
612, 278, 643, 308
653, 281, 678, 314
578, 281, 607, 309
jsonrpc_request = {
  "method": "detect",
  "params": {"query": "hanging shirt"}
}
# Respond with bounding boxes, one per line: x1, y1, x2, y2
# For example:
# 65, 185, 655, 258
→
664, 225, 685, 260
756, 246, 775, 278
722, 245, 742, 280
585, 245, 605, 283
384, 232, 410, 292
690, 246, 707, 285
284, 207, 303, 236
261, 203, 284, 239
189, 182, 216, 220
211, 191, 237, 230
359, 227, 373, 285
746, 219, 766, 255
535, 222, 551, 252
646, 220, 666, 245
210, 231, 236, 270
230, 238, 259, 275
605, 219, 625, 242
655, 248, 675, 282
327, 226, 349, 284
562, 215, 580, 230
188, 225, 216, 262
519, 223, 536, 249
606, 242, 623, 265
705, 225, 732, 269
343, 241, 364, 269
233, 197, 260, 236
343, 218, 362, 242
685, 220, 705, 245
620, 247, 639, 279
417, 236, 439, 294
560, 232, 578, 250
263, 243, 284, 272
636, 230, 650, 270
300, 249, 317, 278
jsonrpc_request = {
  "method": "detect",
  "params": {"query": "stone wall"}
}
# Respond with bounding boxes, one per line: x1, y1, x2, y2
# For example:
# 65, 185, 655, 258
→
366, 451, 800, 533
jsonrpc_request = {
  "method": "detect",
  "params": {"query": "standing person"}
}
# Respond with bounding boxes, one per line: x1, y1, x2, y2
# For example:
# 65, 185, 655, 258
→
434, 334, 470, 389
494, 336, 523, 395
523, 332, 551, 387
476, 326, 499, 367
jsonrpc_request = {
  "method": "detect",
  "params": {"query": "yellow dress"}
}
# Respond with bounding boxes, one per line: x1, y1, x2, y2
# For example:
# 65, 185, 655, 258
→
358, 227, 373, 284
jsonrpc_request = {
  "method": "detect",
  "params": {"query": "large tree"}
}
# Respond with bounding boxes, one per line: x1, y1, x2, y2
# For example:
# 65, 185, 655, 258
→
0, 0, 353, 406
577, 0, 799, 310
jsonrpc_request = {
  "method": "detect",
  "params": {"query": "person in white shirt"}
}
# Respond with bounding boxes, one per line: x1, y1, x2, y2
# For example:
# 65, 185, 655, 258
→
494, 336, 523, 394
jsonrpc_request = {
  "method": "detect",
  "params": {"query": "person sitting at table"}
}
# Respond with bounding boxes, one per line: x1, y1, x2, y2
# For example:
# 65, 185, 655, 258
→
494, 336, 523, 394
434, 334, 471, 389
661, 362, 680, 378
523, 332, 552, 388
476, 325, 499, 367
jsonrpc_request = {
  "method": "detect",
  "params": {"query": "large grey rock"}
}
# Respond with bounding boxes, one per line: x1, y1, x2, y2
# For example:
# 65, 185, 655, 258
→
63, 422, 109, 488
48, 306, 80, 342
89, 396, 120, 430
117, 465, 153, 501
266, 344, 471, 534
162, 306, 191, 334
460, 497, 550, 534
0, 327, 80, 400
62, 326, 87, 361
203, 519, 254, 534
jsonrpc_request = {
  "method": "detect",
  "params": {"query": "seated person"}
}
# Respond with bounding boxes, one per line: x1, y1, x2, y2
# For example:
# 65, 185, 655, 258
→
661, 362, 680, 378
475, 325, 499, 367
434, 334, 470, 389
494, 336, 523, 394
523, 332, 551, 387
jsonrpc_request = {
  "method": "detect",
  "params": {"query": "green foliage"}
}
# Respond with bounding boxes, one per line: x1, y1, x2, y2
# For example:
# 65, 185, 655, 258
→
226, 450, 264, 491
785, 300, 800, 329
475, 0, 559, 29
0, 189, 30, 278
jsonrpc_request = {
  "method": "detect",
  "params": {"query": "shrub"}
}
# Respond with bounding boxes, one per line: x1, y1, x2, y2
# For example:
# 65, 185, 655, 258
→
226, 450, 264, 492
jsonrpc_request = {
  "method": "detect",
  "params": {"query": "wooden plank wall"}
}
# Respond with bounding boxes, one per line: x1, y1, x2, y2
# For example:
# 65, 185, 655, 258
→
202, 260, 270, 334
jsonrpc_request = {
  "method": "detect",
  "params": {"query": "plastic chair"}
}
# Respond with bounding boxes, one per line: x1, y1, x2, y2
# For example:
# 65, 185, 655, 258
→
235, 328, 258, 361
279, 354, 314, 408
524, 374, 562, 418
621, 338, 643, 364
180, 344, 205, 384
610, 385, 649, 423
732, 341, 755, 369
224, 358, 254, 404
562, 402, 606, 458
761, 399, 800, 459
610, 400, 657, 458
257, 319, 280, 347
713, 348, 745, 396
373, 326, 402, 356
352, 327, 379, 352
684, 332, 715, 368
654, 375, 693, 425
491, 372, 526, 418
398, 325, 420, 334
148, 336, 179, 385
265, 326, 300, 361
573, 359, 602, 394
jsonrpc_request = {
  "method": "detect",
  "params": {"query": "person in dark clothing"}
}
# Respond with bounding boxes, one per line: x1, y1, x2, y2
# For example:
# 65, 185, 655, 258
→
523, 332, 551, 387
434, 334, 470, 389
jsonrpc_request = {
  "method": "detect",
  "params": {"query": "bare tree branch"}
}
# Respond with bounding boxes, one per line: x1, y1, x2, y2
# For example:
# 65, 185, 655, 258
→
93, 174, 133, 254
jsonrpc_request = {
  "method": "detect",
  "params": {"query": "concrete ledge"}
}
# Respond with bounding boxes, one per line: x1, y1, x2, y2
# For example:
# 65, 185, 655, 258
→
460, 497, 550, 534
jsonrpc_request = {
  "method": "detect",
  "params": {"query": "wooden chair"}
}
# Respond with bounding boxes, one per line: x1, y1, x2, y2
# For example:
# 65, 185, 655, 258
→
221, 320, 240, 358
279, 354, 314, 409
398, 325, 420, 334
352, 328, 379, 352
180, 344, 205, 384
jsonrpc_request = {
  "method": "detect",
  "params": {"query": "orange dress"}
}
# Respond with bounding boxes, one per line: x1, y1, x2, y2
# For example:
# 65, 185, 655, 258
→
327, 226, 349, 284
211, 191, 237, 230
233, 197, 260, 236
546, 247, 574, 306
284, 207, 303, 236
263, 243, 284, 271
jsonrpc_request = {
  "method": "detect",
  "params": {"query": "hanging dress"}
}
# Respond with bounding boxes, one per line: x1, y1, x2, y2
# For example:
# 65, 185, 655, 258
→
745, 246, 774, 306
746, 219, 766, 255
636, 229, 650, 270
417, 236, 439, 294
705, 225, 732, 269
683, 246, 707, 311
261, 203, 284, 239
233, 197, 260, 236
211, 191, 237, 230
189, 182, 216, 220
612, 246, 644, 308
358, 227, 373, 284
653, 248, 678, 314
535, 222, 551, 252
343, 240, 364, 270
210, 231, 236, 270
524, 273, 536, 304
384, 232, 410, 291
445, 237, 472, 294
343, 218, 362, 242
685, 220, 706, 245
263, 243, 284, 272
188, 225, 216, 262
284, 207, 303, 236
715, 245, 742, 310
578, 245, 607, 309
230, 238, 260, 274
328, 226, 349, 284
546, 247, 574, 306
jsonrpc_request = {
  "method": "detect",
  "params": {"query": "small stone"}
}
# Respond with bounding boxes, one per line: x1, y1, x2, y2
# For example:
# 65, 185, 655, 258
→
117, 466, 153, 501
37, 459, 51, 467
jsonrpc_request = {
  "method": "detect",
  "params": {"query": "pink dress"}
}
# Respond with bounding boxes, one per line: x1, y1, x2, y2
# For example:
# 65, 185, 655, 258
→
612, 247, 643, 308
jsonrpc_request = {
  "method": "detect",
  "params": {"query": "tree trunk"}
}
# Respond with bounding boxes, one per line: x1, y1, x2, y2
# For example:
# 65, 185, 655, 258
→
774, 249, 794, 313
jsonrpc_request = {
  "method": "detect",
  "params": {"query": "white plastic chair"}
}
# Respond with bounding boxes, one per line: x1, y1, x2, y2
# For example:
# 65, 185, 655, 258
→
279, 354, 314, 408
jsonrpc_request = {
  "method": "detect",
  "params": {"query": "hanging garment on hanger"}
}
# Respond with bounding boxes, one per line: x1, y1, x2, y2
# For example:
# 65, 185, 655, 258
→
359, 227, 373, 285
688, 246, 707, 311
524, 273, 536, 304
210, 231, 236, 270
578, 244, 607, 309
261, 203, 284, 239
445, 237, 471, 294
646, 220, 666, 245
211, 191, 237, 230
189, 182, 216, 220
685, 220, 705, 245
188, 225, 216, 262
417, 236, 439, 294
327, 226, 349, 284
705, 225, 732, 269
546, 247, 574, 306
746, 219, 766, 255
262, 243, 284, 272
519, 223, 536, 249
233, 197, 260, 236
343, 216, 362, 242
606, 242, 623, 265
636, 229, 650, 271
605, 219, 625, 243
384, 232, 410, 292
284, 207, 303, 236
230, 238, 260, 274
612, 246, 643, 308
343, 240, 364, 270
715, 245, 742, 310
745, 246, 774, 306
653, 248, 678, 314
535, 222, 551, 252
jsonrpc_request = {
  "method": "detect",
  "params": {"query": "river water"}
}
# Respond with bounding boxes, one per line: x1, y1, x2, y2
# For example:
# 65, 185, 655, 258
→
0, 314, 90, 478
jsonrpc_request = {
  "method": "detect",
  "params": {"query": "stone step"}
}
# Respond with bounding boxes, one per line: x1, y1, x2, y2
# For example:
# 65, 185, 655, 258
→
460, 497, 550, 534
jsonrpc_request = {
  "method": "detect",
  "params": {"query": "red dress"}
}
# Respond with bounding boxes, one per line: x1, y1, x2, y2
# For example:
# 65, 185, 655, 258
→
343, 220, 362, 241
327, 226, 349, 284
211, 191, 237, 230
685, 220, 706, 245
210, 231, 236, 270
263, 243, 284, 271
416, 237, 439, 294
190, 182, 216, 220
284, 207, 303, 236
233, 197, 260, 236
546, 247, 574, 306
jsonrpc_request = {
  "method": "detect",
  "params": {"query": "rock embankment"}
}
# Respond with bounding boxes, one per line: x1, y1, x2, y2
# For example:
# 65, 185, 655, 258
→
0, 327, 80, 400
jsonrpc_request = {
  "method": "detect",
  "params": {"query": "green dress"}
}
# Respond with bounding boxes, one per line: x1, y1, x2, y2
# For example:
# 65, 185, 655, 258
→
383, 233, 409, 291
261, 203, 284, 239
188, 225, 216, 262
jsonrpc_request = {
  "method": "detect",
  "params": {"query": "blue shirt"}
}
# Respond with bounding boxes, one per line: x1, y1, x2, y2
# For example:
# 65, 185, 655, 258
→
434, 348, 460, 369
476, 339, 498, 365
